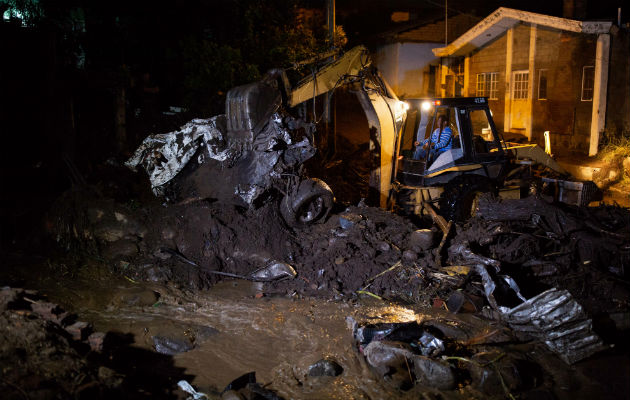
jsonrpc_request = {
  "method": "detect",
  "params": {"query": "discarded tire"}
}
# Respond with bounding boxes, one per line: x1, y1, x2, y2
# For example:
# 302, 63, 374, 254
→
280, 178, 334, 227
439, 175, 496, 222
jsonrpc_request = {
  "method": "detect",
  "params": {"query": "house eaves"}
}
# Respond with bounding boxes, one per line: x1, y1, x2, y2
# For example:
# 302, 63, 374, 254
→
432, 7, 612, 57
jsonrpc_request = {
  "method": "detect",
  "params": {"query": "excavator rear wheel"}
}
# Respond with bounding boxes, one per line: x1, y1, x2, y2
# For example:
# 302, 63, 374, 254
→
439, 175, 496, 222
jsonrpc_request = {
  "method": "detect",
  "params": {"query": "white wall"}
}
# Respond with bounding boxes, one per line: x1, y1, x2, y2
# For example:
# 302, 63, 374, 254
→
374, 42, 440, 98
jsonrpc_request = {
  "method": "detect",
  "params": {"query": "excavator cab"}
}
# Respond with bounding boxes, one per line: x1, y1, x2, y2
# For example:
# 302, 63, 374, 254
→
393, 97, 509, 219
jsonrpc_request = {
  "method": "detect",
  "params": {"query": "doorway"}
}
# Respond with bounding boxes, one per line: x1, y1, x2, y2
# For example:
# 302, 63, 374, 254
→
510, 70, 529, 131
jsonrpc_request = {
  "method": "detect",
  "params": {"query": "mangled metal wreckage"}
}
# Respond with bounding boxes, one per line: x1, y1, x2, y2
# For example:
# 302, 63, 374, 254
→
126, 46, 406, 226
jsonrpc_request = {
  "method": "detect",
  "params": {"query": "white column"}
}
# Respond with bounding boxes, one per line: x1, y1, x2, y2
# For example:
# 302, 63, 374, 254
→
527, 24, 537, 141
589, 33, 610, 156
464, 55, 470, 96
503, 28, 514, 132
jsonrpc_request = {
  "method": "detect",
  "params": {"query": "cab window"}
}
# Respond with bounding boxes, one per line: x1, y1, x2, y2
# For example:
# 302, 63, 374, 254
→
469, 108, 500, 154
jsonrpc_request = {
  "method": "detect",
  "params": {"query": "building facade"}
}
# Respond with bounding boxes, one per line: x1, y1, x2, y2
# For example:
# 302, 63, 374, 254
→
432, 8, 629, 156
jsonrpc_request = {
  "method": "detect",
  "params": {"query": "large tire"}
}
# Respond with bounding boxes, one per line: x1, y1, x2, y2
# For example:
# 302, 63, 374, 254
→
439, 175, 496, 222
280, 178, 334, 227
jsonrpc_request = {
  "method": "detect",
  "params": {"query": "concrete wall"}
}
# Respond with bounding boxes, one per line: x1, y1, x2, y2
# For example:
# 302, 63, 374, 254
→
462, 22, 599, 154
606, 28, 630, 140
374, 42, 440, 98
468, 35, 507, 132
531, 27, 596, 153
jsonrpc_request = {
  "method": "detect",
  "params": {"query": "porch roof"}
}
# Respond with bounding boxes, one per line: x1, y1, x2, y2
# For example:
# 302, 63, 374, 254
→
432, 7, 612, 57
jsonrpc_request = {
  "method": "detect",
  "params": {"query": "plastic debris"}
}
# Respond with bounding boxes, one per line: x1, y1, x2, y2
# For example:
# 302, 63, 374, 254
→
416, 331, 445, 356
308, 358, 344, 377
178, 380, 208, 400
250, 261, 297, 282
153, 336, 194, 355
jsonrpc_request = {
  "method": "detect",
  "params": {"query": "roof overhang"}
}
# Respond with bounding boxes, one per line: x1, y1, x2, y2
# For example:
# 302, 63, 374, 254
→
433, 7, 612, 57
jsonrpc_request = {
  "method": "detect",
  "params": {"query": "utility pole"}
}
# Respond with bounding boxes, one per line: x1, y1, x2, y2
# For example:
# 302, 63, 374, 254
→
325, 0, 336, 155
327, 0, 336, 48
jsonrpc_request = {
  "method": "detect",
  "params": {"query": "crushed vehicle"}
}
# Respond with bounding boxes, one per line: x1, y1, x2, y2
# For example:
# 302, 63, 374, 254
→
126, 46, 407, 226
390, 97, 599, 221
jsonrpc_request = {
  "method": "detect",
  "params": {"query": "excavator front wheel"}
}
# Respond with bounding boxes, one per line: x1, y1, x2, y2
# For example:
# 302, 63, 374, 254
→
280, 178, 334, 227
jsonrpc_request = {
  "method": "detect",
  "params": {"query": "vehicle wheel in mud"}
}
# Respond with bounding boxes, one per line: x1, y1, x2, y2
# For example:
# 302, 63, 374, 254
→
439, 175, 496, 222
281, 178, 334, 227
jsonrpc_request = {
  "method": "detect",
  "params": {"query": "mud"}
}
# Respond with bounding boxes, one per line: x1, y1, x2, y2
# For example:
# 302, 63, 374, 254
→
3, 169, 629, 399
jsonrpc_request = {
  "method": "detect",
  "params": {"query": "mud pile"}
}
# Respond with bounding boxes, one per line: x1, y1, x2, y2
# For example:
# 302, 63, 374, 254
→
47, 186, 630, 318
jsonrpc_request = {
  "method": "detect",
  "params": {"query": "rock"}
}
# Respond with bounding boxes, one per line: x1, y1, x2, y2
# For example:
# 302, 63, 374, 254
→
363, 341, 414, 376
339, 213, 363, 229
65, 321, 92, 341
412, 355, 455, 389
377, 241, 391, 252
402, 250, 418, 266
623, 157, 630, 176
161, 226, 177, 240
308, 358, 344, 377
100, 239, 139, 259
144, 266, 169, 282
408, 229, 435, 252
88, 332, 107, 352
0, 287, 21, 311
334, 257, 345, 265
93, 223, 127, 242
112, 288, 159, 307
153, 335, 194, 355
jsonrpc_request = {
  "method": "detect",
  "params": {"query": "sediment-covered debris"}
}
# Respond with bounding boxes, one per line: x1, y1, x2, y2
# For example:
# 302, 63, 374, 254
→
0, 287, 196, 398
45, 179, 630, 373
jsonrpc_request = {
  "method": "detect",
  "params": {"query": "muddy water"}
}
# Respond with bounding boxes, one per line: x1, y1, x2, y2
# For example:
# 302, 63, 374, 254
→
76, 280, 429, 399
5, 260, 625, 400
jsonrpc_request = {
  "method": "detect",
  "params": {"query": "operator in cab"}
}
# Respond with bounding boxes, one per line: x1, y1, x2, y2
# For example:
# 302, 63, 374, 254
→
413, 114, 452, 162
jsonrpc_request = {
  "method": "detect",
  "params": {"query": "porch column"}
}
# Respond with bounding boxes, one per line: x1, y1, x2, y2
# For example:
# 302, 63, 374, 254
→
589, 33, 610, 156
503, 27, 514, 132
526, 24, 537, 141
464, 55, 470, 96
440, 59, 448, 97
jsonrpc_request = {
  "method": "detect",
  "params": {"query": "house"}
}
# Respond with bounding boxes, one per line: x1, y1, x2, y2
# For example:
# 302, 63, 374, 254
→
373, 13, 479, 99
431, 7, 629, 156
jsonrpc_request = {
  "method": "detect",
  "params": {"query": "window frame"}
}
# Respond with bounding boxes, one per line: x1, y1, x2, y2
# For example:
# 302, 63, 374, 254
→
512, 70, 529, 100
581, 66, 595, 102
475, 72, 498, 100
538, 69, 548, 100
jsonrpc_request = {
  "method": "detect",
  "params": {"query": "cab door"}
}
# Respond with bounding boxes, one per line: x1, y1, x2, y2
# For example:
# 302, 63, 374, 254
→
459, 106, 506, 180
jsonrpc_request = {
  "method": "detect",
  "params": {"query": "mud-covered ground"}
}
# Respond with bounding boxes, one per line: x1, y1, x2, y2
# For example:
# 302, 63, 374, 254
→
2, 155, 630, 399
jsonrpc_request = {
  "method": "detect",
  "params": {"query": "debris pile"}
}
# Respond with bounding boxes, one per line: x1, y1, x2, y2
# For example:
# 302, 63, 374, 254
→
0, 286, 194, 398
349, 317, 546, 397
0, 287, 115, 397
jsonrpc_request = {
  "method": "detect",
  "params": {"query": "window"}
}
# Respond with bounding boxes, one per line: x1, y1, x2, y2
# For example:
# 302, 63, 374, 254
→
475, 73, 498, 99
445, 59, 465, 97
468, 109, 500, 155
581, 66, 594, 101
538, 69, 548, 100
513, 71, 529, 100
